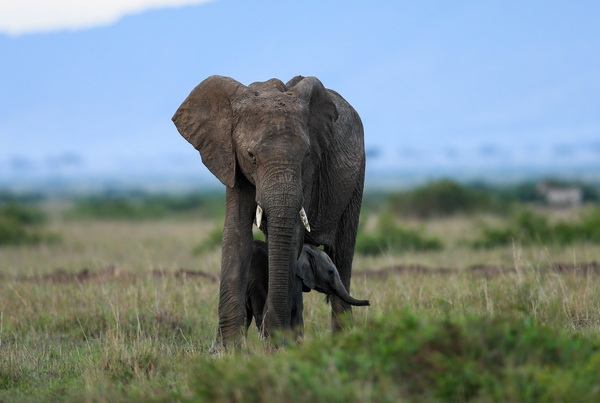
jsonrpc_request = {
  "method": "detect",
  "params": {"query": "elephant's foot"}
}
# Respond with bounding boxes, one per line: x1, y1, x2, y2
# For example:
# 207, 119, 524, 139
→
209, 326, 247, 355
209, 341, 226, 356
294, 330, 304, 345
209, 337, 248, 356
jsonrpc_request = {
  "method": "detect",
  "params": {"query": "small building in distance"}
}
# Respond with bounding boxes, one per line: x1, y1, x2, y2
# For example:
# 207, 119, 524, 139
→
536, 181, 583, 208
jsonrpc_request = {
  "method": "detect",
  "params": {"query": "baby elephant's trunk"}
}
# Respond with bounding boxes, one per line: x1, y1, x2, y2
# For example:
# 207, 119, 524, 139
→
332, 274, 370, 306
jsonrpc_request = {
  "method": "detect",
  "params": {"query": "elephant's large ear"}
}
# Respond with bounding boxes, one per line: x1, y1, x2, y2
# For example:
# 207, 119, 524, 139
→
295, 247, 316, 292
172, 75, 246, 188
288, 76, 339, 158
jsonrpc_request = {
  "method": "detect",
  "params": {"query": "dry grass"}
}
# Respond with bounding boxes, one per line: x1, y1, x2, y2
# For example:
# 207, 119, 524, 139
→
1, 210, 600, 400
1, 218, 219, 276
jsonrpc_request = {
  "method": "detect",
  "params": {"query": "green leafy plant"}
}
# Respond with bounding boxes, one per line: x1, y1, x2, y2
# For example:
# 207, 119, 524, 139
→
0, 203, 58, 246
473, 207, 600, 248
356, 213, 443, 255
193, 225, 223, 255
193, 225, 265, 255
387, 179, 500, 218
68, 192, 225, 221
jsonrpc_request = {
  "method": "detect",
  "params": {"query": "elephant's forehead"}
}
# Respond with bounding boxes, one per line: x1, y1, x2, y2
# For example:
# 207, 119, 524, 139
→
235, 113, 309, 152
236, 91, 303, 115
237, 117, 308, 146
236, 97, 305, 133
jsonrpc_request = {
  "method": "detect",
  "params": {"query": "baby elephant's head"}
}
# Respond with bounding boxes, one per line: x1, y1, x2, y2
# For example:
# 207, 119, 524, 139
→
296, 244, 370, 307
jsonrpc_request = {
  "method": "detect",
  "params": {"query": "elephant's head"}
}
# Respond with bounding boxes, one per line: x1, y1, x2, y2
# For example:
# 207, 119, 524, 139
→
173, 75, 337, 191
173, 75, 339, 332
296, 244, 370, 307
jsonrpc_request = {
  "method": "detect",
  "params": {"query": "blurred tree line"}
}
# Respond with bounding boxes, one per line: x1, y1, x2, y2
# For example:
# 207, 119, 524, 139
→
357, 179, 600, 254
67, 191, 226, 220
377, 179, 599, 219
1, 179, 599, 251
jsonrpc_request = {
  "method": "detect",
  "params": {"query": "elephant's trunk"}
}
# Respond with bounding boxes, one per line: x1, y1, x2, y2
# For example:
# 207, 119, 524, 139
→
260, 177, 304, 335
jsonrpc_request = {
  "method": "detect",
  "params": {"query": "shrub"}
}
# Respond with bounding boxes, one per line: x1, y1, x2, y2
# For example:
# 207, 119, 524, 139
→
473, 207, 600, 248
68, 192, 225, 221
0, 203, 47, 226
193, 225, 265, 255
388, 179, 498, 218
0, 216, 31, 245
193, 226, 223, 255
355, 213, 443, 255
0, 204, 58, 246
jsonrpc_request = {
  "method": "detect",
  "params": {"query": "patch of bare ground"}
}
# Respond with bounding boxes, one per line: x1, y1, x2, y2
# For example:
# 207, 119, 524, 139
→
3, 262, 599, 284
359, 261, 600, 279
4, 265, 219, 284
552, 261, 600, 275
151, 267, 219, 282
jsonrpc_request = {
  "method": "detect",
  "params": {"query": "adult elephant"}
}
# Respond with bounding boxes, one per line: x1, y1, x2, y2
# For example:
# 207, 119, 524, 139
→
173, 75, 365, 350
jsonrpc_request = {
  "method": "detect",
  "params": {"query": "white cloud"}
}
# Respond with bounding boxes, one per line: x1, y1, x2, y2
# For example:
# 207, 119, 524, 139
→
0, 0, 214, 36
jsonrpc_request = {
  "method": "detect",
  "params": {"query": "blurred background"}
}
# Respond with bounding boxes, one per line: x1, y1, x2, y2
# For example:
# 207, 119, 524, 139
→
2, 0, 599, 191
1, 0, 600, 253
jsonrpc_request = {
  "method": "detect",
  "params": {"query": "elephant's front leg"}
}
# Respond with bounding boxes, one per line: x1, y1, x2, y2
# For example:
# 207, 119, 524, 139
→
211, 183, 256, 353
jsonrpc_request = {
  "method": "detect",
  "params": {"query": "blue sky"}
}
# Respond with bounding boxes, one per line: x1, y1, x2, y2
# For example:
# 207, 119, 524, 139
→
1, 0, 599, 186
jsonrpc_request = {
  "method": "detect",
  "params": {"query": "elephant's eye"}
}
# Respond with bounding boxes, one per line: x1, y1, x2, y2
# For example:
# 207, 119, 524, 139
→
247, 150, 256, 160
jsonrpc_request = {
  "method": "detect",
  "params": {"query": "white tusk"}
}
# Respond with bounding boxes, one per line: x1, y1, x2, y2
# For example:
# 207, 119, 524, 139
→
255, 205, 263, 228
299, 207, 311, 232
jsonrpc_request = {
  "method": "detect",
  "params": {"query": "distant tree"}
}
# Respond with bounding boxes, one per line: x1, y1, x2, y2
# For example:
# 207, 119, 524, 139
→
388, 179, 495, 218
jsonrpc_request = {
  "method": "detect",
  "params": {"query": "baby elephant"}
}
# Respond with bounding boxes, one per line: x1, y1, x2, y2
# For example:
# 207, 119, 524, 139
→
246, 240, 369, 334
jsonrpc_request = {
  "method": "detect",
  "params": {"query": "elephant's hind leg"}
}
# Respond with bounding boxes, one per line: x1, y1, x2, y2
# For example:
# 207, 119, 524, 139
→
329, 178, 364, 332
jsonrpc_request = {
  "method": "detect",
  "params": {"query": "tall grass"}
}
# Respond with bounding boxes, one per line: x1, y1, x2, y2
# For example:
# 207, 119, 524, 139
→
1, 198, 600, 401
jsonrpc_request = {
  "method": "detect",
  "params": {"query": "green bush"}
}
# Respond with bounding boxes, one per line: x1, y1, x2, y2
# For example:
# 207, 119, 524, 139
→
188, 311, 600, 402
193, 226, 223, 255
0, 203, 47, 226
0, 216, 30, 245
355, 213, 443, 255
473, 207, 600, 248
388, 179, 500, 218
68, 192, 225, 220
578, 207, 600, 240
0, 204, 58, 246
193, 225, 266, 255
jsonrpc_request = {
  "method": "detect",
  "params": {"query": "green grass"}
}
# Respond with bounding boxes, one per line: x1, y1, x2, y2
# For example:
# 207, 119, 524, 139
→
1, 200, 600, 401
190, 312, 600, 402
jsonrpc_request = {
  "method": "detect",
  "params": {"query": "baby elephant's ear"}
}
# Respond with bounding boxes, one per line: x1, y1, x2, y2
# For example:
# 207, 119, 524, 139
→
295, 251, 315, 292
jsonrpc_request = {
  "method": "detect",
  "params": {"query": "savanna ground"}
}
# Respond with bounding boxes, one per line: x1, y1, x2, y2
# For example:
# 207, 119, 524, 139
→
1, 180, 600, 402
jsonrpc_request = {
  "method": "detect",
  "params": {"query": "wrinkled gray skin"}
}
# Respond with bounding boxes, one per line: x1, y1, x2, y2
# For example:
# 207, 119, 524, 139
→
247, 241, 369, 336
173, 75, 365, 351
